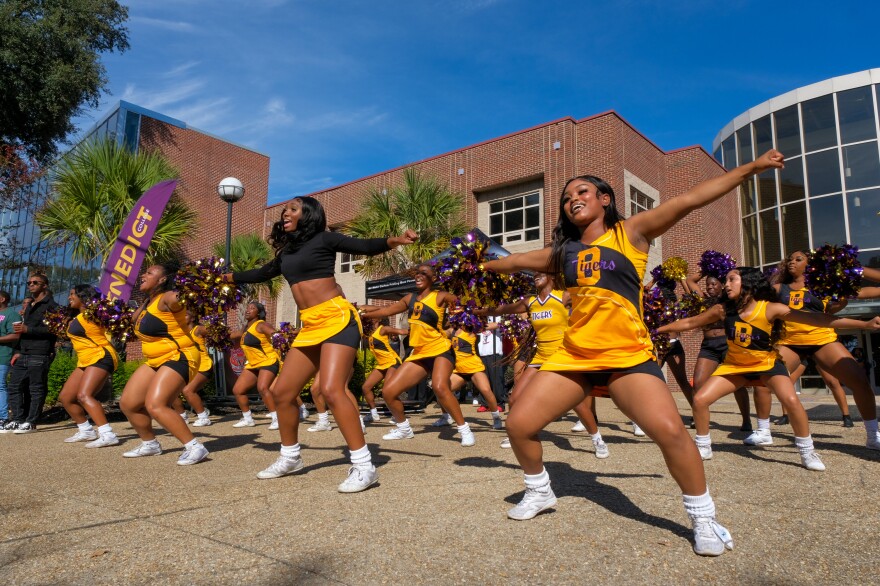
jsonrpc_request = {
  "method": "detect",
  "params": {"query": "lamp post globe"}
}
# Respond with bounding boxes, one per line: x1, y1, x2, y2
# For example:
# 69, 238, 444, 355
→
217, 177, 245, 266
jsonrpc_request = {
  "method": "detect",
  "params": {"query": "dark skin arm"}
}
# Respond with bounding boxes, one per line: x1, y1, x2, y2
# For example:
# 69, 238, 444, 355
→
657, 305, 726, 334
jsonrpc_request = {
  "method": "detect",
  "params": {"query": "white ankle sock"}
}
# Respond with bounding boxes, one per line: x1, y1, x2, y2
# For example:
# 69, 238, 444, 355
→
491, 411, 501, 420
350, 445, 372, 469
682, 488, 715, 518
77, 421, 93, 431
318, 412, 329, 423
524, 467, 550, 489
397, 419, 412, 431
794, 435, 814, 454
756, 418, 770, 431
457, 422, 472, 434
242, 410, 253, 420
695, 434, 711, 447
179, 411, 188, 420
184, 438, 199, 449
144, 439, 160, 448
370, 408, 379, 418
590, 432, 603, 443
280, 443, 301, 459
197, 410, 209, 419
97, 423, 113, 435
270, 411, 277, 421
865, 419, 878, 435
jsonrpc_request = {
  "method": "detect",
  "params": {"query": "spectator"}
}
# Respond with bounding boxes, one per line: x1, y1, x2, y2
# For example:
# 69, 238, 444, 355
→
477, 316, 507, 409
0, 290, 21, 425
1, 274, 59, 433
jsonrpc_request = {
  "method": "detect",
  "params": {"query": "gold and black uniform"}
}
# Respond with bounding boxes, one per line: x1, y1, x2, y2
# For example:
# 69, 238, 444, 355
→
134, 296, 200, 383
67, 313, 118, 373
369, 327, 402, 371
712, 300, 788, 380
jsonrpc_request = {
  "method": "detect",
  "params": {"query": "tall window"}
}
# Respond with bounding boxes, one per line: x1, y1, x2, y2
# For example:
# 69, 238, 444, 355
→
339, 252, 362, 274
488, 191, 541, 245
629, 185, 654, 216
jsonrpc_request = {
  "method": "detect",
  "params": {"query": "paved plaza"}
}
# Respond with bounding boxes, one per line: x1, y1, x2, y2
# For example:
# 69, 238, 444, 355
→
1, 393, 877, 585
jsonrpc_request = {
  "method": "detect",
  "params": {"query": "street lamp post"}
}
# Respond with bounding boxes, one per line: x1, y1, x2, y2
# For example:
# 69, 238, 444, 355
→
216, 177, 245, 400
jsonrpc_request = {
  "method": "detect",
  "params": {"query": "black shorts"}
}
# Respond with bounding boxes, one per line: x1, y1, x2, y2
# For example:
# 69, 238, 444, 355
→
783, 344, 825, 361
81, 349, 116, 374
247, 360, 280, 377
411, 347, 457, 371
741, 359, 790, 382
151, 352, 192, 384
660, 339, 685, 367
584, 359, 666, 388
698, 335, 728, 363
324, 311, 362, 349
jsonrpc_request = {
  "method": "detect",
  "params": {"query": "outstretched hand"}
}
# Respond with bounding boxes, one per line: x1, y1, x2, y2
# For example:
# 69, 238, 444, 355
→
754, 149, 785, 173
390, 229, 419, 247
866, 316, 880, 331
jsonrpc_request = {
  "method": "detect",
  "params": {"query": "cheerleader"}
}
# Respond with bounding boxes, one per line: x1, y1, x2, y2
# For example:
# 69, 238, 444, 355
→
230, 302, 281, 430
746, 251, 880, 450
361, 317, 407, 423
227, 196, 416, 491
58, 284, 119, 448
182, 313, 212, 427
683, 271, 752, 431
481, 150, 788, 556
119, 260, 208, 465
447, 322, 504, 430
477, 272, 606, 457
660, 267, 878, 470
360, 263, 476, 447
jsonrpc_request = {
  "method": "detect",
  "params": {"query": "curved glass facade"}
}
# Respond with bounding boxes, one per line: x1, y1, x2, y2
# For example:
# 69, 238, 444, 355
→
713, 76, 880, 273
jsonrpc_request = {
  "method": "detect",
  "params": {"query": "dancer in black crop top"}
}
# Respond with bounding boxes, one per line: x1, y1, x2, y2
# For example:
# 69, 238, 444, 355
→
226, 196, 417, 493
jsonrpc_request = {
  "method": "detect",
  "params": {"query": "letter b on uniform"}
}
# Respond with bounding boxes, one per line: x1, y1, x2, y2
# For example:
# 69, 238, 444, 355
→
733, 322, 753, 348
788, 291, 804, 310
576, 247, 602, 287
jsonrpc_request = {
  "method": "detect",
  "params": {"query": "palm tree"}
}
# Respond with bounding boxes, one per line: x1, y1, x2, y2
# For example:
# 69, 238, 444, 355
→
35, 137, 196, 265
344, 167, 468, 278
213, 232, 284, 324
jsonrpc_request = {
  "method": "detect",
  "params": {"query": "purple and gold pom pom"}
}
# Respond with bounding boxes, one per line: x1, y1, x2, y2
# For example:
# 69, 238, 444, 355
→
174, 257, 242, 319
201, 314, 233, 351
804, 244, 863, 301
435, 232, 533, 306
661, 257, 688, 282
698, 250, 737, 281
650, 264, 676, 292
498, 315, 530, 344
43, 305, 73, 339
674, 292, 709, 321
271, 322, 299, 358
448, 301, 486, 333
642, 286, 677, 361
81, 296, 135, 343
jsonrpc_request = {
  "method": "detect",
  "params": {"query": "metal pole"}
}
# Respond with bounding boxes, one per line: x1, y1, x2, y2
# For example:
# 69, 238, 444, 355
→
225, 200, 233, 267
217, 200, 234, 399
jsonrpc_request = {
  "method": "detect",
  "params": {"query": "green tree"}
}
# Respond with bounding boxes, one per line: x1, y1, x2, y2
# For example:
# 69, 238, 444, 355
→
212, 232, 284, 306
0, 0, 129, 161
35, 137, 196, 265
344, 167, 468, 278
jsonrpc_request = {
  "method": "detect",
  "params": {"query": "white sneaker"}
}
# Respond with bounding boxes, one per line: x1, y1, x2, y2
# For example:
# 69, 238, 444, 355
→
123, 442, 162, 458
431, 415, 452, 427
85, 434, 119, 448
593, 439, 609, 459
460, 429, 475, 447
307, 420, 333, 432
180, 411, 190, 423
500, 437, 511, 449
507, 486, 557, 520
632, 422, 646, 437
696, 442, 713, 461
268, 419, 279, 430
571, 421, 586, 432
338, 465, 378, 493
743, 429, 773, 446
299, 406, 310, 420
690, 516, 734, 556
65, 429, 98, 443
257, 455, 304, 479
233, 417, 256, 428
260, 412, 274, 419
866, 433, 880, 451
177, 442, 209, 465
193, 417, 212, 427
800, 451, 826, 471
382, 427, 414, 440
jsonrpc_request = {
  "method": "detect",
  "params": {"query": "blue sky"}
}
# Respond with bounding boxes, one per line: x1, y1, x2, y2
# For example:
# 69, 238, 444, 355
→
75, 0, 878, 205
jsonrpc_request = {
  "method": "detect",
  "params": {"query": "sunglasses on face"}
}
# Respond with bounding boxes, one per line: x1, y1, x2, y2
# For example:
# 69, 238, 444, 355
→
27, 280, 45, 286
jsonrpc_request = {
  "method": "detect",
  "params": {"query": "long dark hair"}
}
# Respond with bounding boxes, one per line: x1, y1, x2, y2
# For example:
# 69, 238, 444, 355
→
72, 284, 98, 311
774, 250, 807, 285
268, 196, 327, 255
726, 267, 783, 342
548, 175, 622, 279
249, 301, 267, 321
154, 259, 182, 294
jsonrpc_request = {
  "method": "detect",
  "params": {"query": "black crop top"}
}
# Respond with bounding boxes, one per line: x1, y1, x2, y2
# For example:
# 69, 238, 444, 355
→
232, 231, 391, 286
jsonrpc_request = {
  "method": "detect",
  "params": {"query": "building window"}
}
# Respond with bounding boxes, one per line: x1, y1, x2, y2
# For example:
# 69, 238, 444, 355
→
339, 252, 362, 274
629, 185, 654, 216
488, 191, 541, 245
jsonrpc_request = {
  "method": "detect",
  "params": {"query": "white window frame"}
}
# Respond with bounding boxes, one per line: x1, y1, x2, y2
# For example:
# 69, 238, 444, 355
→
486, 191, 542, 247
339, 252, 363, 274
624, 170, 662, 276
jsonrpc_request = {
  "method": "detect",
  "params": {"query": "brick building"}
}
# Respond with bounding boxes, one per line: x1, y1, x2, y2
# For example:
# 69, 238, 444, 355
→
263, 111, 741, 388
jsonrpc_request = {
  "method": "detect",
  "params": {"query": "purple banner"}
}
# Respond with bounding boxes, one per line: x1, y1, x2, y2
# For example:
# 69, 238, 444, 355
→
99, 179, 178, 302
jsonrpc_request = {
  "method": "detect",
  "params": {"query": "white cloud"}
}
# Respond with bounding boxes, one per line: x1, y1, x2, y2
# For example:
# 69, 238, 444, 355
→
130, 16, 197, 32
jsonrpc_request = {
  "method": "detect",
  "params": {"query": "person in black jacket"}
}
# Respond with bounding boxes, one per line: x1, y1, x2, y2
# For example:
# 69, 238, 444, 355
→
0, 273, 58, 433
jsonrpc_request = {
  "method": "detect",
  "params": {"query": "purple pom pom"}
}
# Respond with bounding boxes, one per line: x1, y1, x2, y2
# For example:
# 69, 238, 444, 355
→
804, 244, 863, 301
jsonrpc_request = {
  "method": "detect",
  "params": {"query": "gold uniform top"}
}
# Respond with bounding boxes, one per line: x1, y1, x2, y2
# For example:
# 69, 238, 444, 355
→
190, 326, 213, 373
777, 284, 838, 346
369, 327, 402, 370
528, 290, 568, 365
405, 291, 452, 362
242, 320, 280, 369
542, 222, 654, 372
134, 296, 200, 372
67, 313, 118, 370
452, 330, 485, 374
712, 300, 781, 376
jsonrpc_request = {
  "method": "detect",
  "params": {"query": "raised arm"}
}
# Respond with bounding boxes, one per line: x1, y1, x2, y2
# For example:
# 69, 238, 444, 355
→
257, 321, 276, 337
360, 295, 411, 319
379, 326, 409, 337
863, 266, 880, 283
627, 150, 785, 245
769, 302, 880, 330
228, 257, 281, 285
328, 229, 418, 257
683, 273, 703, 295
475, 298, 529, 317
657, 304, 726, 334
482, 248, 552, 274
